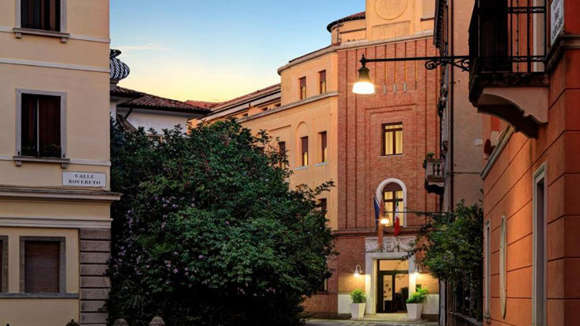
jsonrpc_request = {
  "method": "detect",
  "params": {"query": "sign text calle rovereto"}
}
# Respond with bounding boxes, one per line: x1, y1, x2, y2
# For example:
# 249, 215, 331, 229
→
63, 172, 106, 188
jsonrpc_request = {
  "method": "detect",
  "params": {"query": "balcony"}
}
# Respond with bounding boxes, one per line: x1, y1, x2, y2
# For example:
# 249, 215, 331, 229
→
424, 157, 444, 195
468, 0, 548, 138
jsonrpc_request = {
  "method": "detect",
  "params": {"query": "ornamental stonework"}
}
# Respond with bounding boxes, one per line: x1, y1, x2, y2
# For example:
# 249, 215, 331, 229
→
375, 0, 408, 20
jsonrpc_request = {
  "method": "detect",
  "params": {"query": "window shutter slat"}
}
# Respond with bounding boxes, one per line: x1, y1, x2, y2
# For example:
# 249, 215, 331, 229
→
25, 241, 60, 293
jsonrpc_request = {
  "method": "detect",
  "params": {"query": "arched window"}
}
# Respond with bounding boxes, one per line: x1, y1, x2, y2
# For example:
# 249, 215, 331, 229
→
383, 183, 404, 227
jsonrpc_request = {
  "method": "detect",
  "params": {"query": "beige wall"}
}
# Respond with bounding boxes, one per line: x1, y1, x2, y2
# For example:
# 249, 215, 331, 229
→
365, 0, 434, 41
280, 52, 338, 106
242, 96, 339, 230
0, 1, 112, 325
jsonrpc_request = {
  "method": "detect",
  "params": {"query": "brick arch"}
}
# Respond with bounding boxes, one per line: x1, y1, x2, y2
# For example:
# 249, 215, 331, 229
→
375, 178, 407, 227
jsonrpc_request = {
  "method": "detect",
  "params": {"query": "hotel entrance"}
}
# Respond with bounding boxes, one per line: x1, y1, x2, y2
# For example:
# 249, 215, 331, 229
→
376, 260, 409, 313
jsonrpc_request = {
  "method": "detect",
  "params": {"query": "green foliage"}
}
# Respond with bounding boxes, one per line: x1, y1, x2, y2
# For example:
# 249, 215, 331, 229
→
406, 288, 428, 304
350, 289, 366, 304
409, 201, 483, 319
108, 120, 334, 326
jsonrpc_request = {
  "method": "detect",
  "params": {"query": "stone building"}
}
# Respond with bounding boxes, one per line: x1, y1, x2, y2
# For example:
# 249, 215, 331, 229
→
0, 1, 119, 325
194, 0, 442, 318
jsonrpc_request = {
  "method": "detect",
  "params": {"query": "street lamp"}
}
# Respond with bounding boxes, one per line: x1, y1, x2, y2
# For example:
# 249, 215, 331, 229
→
352, 54, 471, 95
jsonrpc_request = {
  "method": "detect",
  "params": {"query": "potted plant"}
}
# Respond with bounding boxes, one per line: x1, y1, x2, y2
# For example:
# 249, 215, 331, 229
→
350, 289, 366, 320
406, 288, 428, 321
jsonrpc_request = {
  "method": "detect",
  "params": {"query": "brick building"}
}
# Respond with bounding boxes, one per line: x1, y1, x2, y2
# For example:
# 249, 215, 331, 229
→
194, 0, 444, 318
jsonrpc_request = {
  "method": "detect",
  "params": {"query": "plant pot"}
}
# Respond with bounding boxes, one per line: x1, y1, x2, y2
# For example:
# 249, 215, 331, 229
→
406, 303, 423, 321
350, 303, 366, 320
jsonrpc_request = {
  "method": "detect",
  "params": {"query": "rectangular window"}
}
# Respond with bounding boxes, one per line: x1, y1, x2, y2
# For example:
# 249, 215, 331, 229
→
383, 186, 404, 227
383, 123, 403, 156
300, 136, 309, 166
21, 0, 61, 31
299, 77, 307, 100
319, 131, 327, 163
484, 221, 491, 318
24, 240, 62, 293
533, 166, 547, 326
319, 70, 327, 94
278, 141, 286, 167
21, 94, 61, 158
0, 238, 6, 292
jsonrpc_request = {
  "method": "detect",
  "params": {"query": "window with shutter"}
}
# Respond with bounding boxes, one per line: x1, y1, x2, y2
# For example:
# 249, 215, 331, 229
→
21, 0, 61, 32
319, 70, 327, 94
319, 131, 327, 163
24, 241, 61, 293
21, 94, 61, 158
299, 77, 307, 100
300, 136, 309, 166
0, 239, 5, 292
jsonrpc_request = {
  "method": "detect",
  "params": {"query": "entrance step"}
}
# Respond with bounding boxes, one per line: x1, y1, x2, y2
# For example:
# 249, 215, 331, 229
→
306, 319, 438, 326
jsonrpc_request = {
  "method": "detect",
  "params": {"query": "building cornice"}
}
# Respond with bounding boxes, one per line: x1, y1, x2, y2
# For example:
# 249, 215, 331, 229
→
0, 186, 121, 202
481, 126, 514, 179
0, 216, 112, 230
237, 92, 338, 123
277, 31, 434, 74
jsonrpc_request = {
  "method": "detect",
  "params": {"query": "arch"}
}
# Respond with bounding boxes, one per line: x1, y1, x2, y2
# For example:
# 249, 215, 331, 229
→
375, 178, 407, 227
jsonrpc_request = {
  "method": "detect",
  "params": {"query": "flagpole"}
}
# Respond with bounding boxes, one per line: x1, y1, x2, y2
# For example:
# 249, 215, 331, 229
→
377, 215, 384, 252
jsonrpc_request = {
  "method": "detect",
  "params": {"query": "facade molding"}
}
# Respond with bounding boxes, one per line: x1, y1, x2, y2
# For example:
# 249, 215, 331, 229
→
0, 186, 121, 202
481, 126, 514, 179
0, 26, 110, 43
0, 57, 109, 73
0, 216, 111, 229
238, 92, 338, 123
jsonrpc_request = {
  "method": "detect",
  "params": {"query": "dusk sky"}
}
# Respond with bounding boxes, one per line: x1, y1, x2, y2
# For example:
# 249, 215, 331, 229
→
111, 1, 364, 102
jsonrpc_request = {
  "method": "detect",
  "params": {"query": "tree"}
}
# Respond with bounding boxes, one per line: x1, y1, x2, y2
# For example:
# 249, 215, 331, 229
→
108, 120, 334, 326
409, 202, 483, 319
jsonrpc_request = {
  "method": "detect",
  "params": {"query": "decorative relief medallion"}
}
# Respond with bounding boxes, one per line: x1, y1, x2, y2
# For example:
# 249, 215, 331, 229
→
376, 0, 408, 20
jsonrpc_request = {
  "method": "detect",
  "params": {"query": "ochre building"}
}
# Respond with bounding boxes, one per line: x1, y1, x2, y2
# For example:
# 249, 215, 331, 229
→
195, 0, 443, 318
0, 1, 118, 325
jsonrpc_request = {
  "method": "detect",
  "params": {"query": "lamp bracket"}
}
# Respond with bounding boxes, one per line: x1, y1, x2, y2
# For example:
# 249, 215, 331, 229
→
361, 54, 471, 72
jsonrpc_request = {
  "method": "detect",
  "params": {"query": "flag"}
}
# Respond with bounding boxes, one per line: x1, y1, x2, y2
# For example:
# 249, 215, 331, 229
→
373, 196, 381, 229
394, 203, 401, 236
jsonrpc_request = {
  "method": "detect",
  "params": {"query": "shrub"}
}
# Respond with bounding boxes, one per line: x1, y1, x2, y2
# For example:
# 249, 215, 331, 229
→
406, 288, 429, 304
350, 289, 366, 304
108, 120, 334, 326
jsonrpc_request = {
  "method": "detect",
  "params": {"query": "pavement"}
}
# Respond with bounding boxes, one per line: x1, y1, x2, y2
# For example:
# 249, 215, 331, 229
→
306, 314, 438, 326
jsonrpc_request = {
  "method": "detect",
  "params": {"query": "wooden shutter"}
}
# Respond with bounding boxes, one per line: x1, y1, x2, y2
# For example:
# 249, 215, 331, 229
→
21, 94, 38, 156
301, 136, 309, 166
38, 95, 61, 157
299, 77, 307, 100
319, 70, 327, 93
0, 240, 3, 291
320, 132, 327, 162
25, 241, 60, 293
21, 0, 60, 31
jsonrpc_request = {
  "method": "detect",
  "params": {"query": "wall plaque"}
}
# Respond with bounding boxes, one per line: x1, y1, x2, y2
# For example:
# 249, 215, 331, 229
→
63, 172, 106, 188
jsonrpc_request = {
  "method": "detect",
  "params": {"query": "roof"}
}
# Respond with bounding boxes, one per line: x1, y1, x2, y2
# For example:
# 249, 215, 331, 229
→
210, 84, 281, 113
185, 100, 222, 109
327, 11, 366, 32
114, 86, 209, 115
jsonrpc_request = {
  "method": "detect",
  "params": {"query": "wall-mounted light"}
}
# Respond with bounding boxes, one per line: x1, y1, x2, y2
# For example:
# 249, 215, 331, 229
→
354, 264, 363, 277
352, 61, 375, 95
380, 217, 390, 226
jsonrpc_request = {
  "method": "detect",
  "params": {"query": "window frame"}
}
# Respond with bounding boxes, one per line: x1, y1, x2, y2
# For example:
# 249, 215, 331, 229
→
382, 122, 403, 156
0, 237, 7, 293
299, 77, 307, 100
383, 184, 404, 227
532, 164, 547, 326
300, 136, 309, 167
16, 0, 67, 32
19, 236, 66, 294
484, 220, 491, 319
319, 70, 327, 94
319, 131, 327, 163
16, 89, 67, 159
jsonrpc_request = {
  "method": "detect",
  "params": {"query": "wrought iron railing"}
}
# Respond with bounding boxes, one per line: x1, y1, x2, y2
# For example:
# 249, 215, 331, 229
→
469, 0, 546, 74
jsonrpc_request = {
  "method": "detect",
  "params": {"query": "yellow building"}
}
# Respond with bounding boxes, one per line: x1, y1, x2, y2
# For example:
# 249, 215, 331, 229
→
0, 1, 118, 325
196, 0, 441, 317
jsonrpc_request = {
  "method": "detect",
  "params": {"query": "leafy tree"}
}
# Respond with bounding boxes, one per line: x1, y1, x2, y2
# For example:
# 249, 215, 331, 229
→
108, 120, 334, 326
409, 202, 483, 319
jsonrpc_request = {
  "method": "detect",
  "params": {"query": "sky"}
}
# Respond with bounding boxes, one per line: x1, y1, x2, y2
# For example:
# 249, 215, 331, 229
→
110, 0, 364, 103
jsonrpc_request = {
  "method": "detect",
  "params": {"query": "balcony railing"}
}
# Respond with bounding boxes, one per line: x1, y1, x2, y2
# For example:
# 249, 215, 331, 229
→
468, 0, 549, 138
424, 158, 444, 195
469, 0, 546, 75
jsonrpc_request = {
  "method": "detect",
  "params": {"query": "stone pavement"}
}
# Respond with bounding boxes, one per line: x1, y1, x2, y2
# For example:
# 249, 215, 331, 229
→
306, 317, 438, 326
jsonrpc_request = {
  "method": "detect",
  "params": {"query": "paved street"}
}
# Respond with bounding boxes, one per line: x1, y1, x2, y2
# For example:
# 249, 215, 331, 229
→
306, 317, 438, 326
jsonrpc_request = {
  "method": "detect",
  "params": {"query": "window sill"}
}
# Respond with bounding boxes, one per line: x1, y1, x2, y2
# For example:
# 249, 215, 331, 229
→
294, 166, 309, 171
380, 154, 404, 158
13, 28, 70, 43
0, 293, 78, 299
314, 162, 328, 167
13, 156, 70, 169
